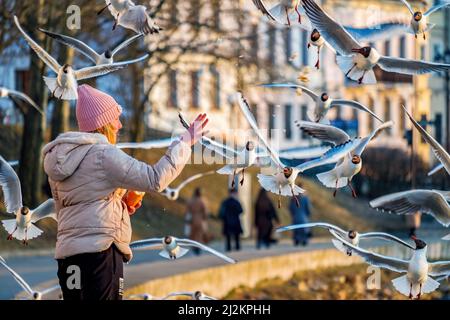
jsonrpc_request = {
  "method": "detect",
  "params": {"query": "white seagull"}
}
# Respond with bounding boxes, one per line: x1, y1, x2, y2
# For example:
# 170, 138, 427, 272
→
402, 105, 450, 176
277, 222, 415, 255
0, 156, 57, 244
39, 29, 147, 66
336, 235, 450, 299
163, 291, 217, 300
260, 82, 383, 124
302, 0, 450, 84
0, 255, 61, 300
130, 236, 237, 263
400, 0, 450, 40
98, 0, 162, 34
252, 0, 307, 26
126, 293, 162, 300
161, 171, 215, 201
296, 120, 393, 197
307, 28, 326, 69
14, 16, 143, 100
0, 87, 43, 115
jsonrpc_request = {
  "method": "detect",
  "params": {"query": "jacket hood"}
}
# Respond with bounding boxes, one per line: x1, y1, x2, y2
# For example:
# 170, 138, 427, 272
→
43, 132, 109, 182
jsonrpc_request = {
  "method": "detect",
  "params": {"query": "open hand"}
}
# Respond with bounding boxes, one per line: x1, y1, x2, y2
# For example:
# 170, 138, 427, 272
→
180, 113, 209, 146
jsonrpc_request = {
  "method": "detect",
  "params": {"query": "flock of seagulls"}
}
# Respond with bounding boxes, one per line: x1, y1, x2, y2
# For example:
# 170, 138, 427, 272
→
1, 0, 450, 300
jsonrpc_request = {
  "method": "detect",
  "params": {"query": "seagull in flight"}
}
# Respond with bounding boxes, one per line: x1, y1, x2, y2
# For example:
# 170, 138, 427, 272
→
336, 235, 450, 299
260, 82, 383, 124
130, 236, 237, 263
14, 16, 145, 100
0, 255, 61, 300
277, 222, 415, 255
301, 0, 450, 84
163, 291, 217, 300
0, 156, 57, 244
252, 0, 308, 26
0, 87, 43, 115
39, 29, 147, 66
98, 0, 162, 34
296, 120, 393, 197
161, 171, 215, 201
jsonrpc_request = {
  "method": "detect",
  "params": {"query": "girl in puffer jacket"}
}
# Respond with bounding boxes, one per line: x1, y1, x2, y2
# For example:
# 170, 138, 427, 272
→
42, 84, 208, 300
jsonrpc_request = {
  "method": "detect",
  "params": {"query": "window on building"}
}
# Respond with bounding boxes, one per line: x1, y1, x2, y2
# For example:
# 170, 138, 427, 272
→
191, 71, 200, 109
301, 30, 309, 66
268, 104, 275, 138
384, 40, 391, 56
285, 104, 292, 139
384, 97, 391, 136
168, 70, 178, 108
367, 97, 375, 132
301, 104, 308, 139
211, 0, 220, 30
251, 24, 259, 61
399, 98, 406, 136
284, 28, 292, 64
268, 26, 276, 65
420, 44, 427, 60
190, 0, 200, 25
210, 66, 220, 109
399, 36, 406, 58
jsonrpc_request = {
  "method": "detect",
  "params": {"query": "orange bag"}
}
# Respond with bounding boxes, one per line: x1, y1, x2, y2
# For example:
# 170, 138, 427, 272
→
125, 191, 145, 208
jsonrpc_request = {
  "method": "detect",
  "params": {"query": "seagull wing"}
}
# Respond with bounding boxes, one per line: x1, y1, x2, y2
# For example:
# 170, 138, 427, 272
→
40, 284, 61, 296
201, 136, 239, 160
6, 89, 44, 115
359, 232, 415, 250
378, 56, 450, 75
237, 92, 284, 168
117, 138, 175, 149
330, 99, 383, 123
429, 261, 450, 277
295, 120, 350, 145
259, 83, 319, 100
295, 138, 363, 172
333, 235, 409, 273
370, 189, 450, 227
111, 33, 144, 56
120, 6, 157, 35
251, 0, 283, 23
129, 238, 163, 250
0, 155, 22, 213
424, 3, 450, 16
175, 171, 215, 191
75, 56, 147, 80
14, 16, 60, 73
428, 163, 444, 176
278, 146, 330, 160
30, 199, 57, 223
400, 0, 415, 15
162, 292, 194, 299
177, 239, 237, 264
277, 222, 348, 238
0, 256, 34, 295
345, 22, 410, 42
38, 28, 99, 63
402, 105, 450, 176
301, 0, 361, 56
352, 121, 394, 156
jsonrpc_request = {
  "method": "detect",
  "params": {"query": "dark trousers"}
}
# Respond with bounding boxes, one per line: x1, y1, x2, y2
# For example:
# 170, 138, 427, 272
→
225, 233, 240, 252
57, 244, 124, 300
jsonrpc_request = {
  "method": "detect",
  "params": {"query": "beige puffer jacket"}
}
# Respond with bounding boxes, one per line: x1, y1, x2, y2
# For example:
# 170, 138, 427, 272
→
42, 132, 191, 262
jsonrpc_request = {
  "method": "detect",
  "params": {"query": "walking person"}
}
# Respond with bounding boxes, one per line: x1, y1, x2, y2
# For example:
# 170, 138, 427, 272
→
42, 84, 208, 300
254, 189, 279, 249
289, 192, 312, 246
219, 188, 243, 252
186, 187, 209, 255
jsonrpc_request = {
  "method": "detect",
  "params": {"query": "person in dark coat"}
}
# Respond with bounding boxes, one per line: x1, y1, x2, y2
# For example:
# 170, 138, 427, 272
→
219, 188, 243, 252
289, 194, 312, 246
254, 188, 279, 249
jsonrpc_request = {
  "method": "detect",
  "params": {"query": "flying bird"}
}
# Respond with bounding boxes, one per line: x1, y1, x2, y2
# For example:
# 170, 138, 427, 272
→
296, 120, 393, 197
14, 16, 143, 100
370, 190, 450, 230
260, 83, 383, 123
39, 29, 147, 66
163, 291, 217, 300
336, 235, 450, 299
98, 0, 162, 34
130, 236, 236, 263
0, 87, 43, 115
0, 255, 61, 300
0, 156, 57, 244
402, 105, 450, 176
307, 29, 326, 69
301, 0, 450, 84
400, 0, 450, 39
277, 222, 415, 255
126, 293, 162, 300
252, 0, 307, 26
428, 163, 444, 176
161, 171, 215, 201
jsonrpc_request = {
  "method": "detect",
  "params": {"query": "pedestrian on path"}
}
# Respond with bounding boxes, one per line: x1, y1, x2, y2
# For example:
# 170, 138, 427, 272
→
289, 193, 312, 246
254, 188, 279, 249
186, 187, 209, 255
219, 188, 243, 252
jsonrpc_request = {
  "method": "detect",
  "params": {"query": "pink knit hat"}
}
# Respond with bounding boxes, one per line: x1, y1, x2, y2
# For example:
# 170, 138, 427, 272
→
76, 84, 122, 132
